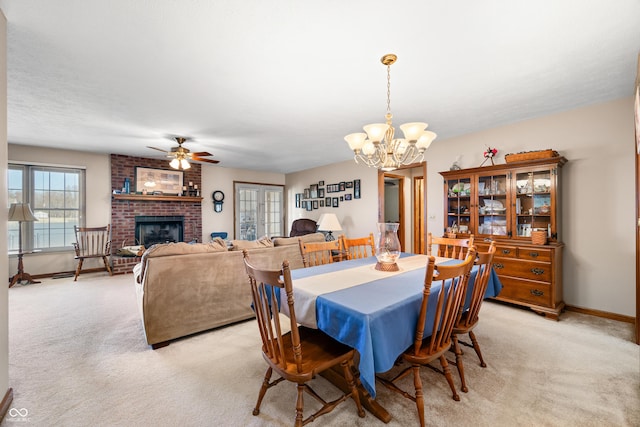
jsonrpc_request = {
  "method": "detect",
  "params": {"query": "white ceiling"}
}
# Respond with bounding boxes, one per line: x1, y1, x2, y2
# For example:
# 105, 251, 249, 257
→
1, 1, 639, 173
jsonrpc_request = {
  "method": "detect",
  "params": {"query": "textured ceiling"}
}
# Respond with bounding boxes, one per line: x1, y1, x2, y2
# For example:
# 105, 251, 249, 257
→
1, 1, 639, 173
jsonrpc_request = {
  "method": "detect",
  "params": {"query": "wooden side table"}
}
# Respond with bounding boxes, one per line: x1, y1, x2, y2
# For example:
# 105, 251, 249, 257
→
9, 250, 41, 288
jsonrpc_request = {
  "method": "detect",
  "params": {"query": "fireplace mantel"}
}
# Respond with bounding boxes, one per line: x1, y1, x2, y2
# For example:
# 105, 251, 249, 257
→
112, 194, 203, 202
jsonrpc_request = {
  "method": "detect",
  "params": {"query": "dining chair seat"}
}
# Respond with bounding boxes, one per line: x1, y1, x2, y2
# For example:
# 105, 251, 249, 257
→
376, 248, 477, 427
242, 250, 365, 426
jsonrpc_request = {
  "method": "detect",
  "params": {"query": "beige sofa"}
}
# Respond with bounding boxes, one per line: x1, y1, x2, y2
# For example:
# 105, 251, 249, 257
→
133, 233, 325, 348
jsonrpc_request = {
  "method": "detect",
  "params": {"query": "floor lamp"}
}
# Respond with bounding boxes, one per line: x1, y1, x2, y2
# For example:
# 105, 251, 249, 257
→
9, 202, 40, 288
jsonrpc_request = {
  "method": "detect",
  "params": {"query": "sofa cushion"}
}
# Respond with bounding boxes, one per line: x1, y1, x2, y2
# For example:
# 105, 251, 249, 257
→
229, 236, 273, 251
273, 232, 325, 247
136, 239, 228, 283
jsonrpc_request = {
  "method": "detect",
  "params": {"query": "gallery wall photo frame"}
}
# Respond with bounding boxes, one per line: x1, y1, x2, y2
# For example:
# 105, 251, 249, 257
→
354, 179, 361, 199
135, 167, 183, 195
295, 193, 301, 208
332, 197, 339, 208
318, 188, 325, 198
310, 184, 318, 199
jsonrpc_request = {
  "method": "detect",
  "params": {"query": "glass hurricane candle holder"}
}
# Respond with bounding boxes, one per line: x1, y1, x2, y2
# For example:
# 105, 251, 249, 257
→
375, 222, 401, 271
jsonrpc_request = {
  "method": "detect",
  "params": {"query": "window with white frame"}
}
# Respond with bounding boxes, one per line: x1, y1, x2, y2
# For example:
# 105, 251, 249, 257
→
8, 164, 85, 252
234, 182, 284, 240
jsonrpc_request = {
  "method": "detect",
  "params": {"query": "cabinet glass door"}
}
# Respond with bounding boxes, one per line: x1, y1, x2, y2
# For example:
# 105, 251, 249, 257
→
514, 170, 552, 239
445, 177, 471, 234
476, 173, 509, 237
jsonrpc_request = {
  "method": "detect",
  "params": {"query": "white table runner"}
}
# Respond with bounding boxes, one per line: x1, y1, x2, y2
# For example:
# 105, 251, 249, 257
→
284, 254, 449, 328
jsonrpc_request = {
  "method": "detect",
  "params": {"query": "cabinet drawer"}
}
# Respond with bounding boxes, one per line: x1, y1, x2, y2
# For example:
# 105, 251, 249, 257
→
495, 245, 518, 258
495, 276, 552, 307
492, 259, 551, 282
476, 243, 517, 258
518, 248, 552, 262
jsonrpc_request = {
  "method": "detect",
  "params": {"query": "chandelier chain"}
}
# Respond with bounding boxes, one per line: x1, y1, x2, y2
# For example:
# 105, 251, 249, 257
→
386, 64, 392, 116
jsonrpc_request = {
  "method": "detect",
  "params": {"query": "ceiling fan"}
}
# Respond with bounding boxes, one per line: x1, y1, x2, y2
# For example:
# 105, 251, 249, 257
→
147, 137, 219, 170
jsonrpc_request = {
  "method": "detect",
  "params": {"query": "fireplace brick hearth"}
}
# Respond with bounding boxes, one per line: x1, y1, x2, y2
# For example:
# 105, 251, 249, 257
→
110, 154, 203, 273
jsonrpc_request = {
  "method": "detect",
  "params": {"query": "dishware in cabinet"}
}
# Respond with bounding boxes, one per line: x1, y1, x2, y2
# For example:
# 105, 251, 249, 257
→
514, 169, 557, 241
476, 171, 509, 237
445, 177, 472, 234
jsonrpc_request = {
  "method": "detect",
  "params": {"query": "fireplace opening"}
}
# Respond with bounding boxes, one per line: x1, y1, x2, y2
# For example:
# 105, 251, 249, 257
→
135, 215, 184, 247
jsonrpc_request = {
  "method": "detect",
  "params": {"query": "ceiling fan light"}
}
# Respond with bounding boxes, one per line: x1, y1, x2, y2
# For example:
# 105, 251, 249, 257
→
169, 158, 180, 169
180, 158, 191, 169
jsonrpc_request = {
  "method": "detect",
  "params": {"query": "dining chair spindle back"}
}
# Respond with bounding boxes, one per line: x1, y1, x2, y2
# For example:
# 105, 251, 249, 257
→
342, 233, 376, 260
427, 232, 474, 260
242, 251, 365, 426
298, 238, 344, 267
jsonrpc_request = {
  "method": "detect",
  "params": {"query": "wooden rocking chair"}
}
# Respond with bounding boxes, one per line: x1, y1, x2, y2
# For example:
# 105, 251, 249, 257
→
72, 225, 113, 281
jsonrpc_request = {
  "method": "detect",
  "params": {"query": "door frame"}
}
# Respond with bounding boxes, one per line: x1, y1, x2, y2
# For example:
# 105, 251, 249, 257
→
382, 173, 406, 251
378, 162, 428, 254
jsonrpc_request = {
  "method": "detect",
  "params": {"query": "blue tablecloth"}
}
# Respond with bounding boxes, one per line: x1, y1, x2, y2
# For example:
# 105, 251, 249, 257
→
289, 254, 502, 398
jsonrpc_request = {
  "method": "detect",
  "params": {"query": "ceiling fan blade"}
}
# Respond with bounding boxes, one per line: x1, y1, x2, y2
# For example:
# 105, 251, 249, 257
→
191, 151, 213, 157
192, 157, 220, 164
147, 146, 169, 153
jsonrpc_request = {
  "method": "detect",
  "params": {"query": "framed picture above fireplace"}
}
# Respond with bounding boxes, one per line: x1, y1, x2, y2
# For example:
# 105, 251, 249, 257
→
135, 167, 184, 195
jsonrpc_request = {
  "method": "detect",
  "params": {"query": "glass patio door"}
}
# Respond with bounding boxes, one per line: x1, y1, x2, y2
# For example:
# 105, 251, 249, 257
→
234, 183, 284, 240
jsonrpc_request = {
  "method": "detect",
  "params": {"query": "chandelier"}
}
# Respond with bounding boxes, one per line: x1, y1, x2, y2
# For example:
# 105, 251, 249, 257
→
344, 54, 437, 171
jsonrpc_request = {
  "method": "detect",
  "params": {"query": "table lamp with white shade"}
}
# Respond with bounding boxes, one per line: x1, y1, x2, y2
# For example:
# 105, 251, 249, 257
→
8, 202, 40, 287
316, 213, 342, 241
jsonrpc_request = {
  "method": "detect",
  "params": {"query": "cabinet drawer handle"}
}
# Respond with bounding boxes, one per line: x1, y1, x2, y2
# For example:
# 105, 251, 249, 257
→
530, 289, 544, 297
529, 252, 539, 258
502, 249, 511, 254
493, 263, 504, 269
531, 268, 545, 275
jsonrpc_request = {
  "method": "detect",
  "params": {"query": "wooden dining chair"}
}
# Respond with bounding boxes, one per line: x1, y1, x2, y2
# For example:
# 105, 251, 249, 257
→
427, 232, 474, 260
451, 241, 497, 393
341, 233, 376, 260
298, 238, 344, 267
242, 251, 365, 426
376, 248, 477, 427
72, 225, 113, 281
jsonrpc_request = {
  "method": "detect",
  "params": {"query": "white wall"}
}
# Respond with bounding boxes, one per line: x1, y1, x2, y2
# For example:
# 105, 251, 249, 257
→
7, 145, 111, 274
286, 160, 379, 239
426, 97, 635, 316
200, 165, 285, 240
287, 97, 636, 317
5, 97, 636, 317
0, 8, 8, 407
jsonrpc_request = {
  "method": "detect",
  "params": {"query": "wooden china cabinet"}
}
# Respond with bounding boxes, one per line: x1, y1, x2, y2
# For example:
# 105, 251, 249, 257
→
440, 156, 567, 320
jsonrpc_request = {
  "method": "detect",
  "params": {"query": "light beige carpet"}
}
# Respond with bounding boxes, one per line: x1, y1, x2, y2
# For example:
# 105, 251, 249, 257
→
2, 273, 639, 426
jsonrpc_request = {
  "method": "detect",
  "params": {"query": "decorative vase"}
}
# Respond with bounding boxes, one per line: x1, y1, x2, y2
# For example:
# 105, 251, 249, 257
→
375, 222, 401, 271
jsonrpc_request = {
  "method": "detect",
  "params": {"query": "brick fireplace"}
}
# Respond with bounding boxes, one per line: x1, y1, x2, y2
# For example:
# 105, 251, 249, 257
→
110, 154, 202, 273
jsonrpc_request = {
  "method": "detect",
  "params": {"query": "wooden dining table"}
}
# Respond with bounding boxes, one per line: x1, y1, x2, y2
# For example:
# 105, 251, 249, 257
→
285, 253, 503, 422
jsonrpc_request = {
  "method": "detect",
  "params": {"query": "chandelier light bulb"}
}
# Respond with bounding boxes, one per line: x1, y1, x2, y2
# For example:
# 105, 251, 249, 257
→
169, 158, 180, 169
180, 158, 191, 169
